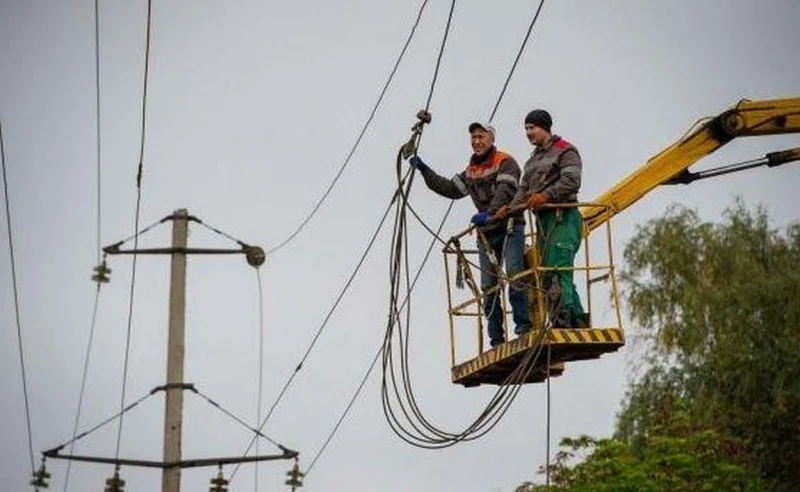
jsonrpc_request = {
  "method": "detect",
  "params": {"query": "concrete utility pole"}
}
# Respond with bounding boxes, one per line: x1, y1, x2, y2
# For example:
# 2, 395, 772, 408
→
39, 207, 294, 490
162, 209, 188, 492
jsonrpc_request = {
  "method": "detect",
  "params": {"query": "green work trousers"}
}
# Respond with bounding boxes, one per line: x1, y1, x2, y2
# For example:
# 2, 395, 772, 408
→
536, 207, 586, 322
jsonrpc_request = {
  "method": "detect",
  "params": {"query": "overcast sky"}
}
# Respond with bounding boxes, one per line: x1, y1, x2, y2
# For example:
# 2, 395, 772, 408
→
1, 1, 799, 491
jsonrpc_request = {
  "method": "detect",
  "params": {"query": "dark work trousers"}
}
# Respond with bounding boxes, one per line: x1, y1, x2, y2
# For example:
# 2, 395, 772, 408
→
477, 223, 532, 346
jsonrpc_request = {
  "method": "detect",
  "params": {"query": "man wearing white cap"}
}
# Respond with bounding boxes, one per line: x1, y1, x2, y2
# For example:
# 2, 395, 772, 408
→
408, 122, 531, 347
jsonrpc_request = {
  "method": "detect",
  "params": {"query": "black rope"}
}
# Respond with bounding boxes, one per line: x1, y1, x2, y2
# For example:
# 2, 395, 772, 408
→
114, 0, 153, 462
265, 0, 432, 256
488, 0, 547, 122
62, 283, 103, 492
1, 113, 37, 477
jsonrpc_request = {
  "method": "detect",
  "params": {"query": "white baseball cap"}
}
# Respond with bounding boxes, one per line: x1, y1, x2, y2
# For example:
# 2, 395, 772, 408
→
468, 121, 496, 136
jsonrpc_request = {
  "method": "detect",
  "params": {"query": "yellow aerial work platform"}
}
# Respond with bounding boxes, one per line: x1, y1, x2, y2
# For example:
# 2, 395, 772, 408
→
442, 97, 800, 387
451, 327, 625, 387
443, 203, 625, 387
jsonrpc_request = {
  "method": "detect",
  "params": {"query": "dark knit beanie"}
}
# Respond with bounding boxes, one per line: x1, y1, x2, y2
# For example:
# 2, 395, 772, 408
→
524, 109, 552, 131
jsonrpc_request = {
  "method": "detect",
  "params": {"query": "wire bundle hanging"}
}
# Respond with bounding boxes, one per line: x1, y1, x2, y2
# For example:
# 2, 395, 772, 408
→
378, 0, 554, 450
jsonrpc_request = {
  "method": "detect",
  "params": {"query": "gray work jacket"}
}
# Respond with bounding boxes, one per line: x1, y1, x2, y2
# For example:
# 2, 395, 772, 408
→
511, 135, 582, 207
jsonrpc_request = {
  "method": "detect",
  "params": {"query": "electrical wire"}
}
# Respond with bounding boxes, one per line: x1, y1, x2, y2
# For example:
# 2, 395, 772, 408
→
47, 383, 291, 457
295, 1, 459, 472
114, 0, 154, 462
246, 0, 551, 477
304, 200, 453, 476
488, 0, 546, 122
545, 343, 552, 488
378, 0, 558, 443
190, 387, 287, 451
63, 4, 105, 488
106, 215, 169, 250
422, 0, 455, 113
46, 390, 156, 455
254, 268, 265, 490
375, 0, 518, 449
62, 284, 103, 492
379, 146, 552, 450
1, 113, 37, 477
302, 0, 555, 467
193, 218, 249, 247
266, 0, 432, 256
228, 187, 402, 482
94, 0, 102, 263
305, 343, 382, 475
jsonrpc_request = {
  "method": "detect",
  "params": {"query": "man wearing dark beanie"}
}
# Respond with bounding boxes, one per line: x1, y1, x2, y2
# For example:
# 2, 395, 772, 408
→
497, 109, 588, 328
407, 122, 532, 348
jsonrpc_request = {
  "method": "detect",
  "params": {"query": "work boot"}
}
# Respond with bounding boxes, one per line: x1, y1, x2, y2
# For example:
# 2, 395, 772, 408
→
490, 338, 505, 348
551, 311, 572, 329
514, 324, 532, 336
573, 312, 590, 328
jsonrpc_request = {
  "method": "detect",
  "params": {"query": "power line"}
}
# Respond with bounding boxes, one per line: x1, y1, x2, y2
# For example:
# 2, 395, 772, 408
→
114, 0, 154, 462
244, 0, 549, 478
306, 344, 381, 476
62, 284, 103, 492
304, 199, 453, 476
94, 0, 102, 262
232, 2, 458, 463
254, 268, 265, 491
136, 0, 154, 181
422, 0, 455, 112
229, 186, 401, 482
488, 0, 546, 122
302, 0, 458, 470
45, 391, 156, 455
265, 0, 432, 256
545, 344, 552, 487
234, 12, 459, 456
377, 0, 556, 451
1, 113, 37, 477
63, 2, 105, 488
397, 0, 550, 254
190, 387, 287, 451
380, 150, 543, 450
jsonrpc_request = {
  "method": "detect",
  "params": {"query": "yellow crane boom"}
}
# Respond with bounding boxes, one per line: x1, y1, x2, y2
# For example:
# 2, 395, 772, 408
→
581, 96, 800, 232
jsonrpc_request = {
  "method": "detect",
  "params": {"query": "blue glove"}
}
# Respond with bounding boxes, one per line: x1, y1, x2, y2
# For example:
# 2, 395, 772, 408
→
409, 155, 429, 172
471, 211, 491, 226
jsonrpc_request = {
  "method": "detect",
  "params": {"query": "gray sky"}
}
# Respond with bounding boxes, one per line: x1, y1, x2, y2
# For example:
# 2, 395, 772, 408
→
1, 1, 799, 491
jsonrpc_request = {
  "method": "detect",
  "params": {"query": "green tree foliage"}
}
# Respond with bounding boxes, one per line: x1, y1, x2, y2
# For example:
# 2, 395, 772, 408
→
524, 431, 768, 491
618, 203, 800, 488
519, 202, 799, 491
